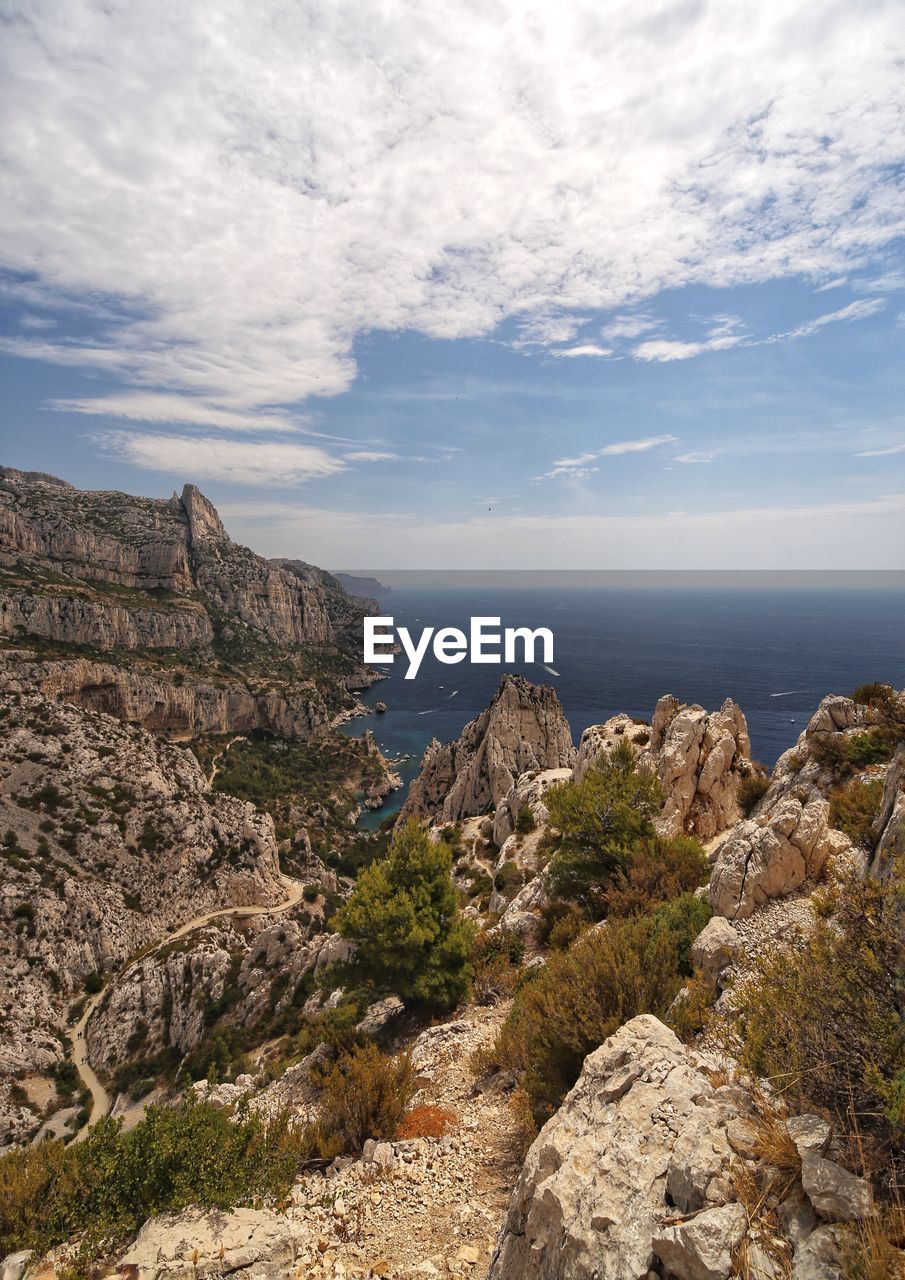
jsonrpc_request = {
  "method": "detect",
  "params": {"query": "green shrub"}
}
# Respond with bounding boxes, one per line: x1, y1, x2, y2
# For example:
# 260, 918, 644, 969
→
335, 820, 475, 1012
302, 883, 321, 902
488, 913, 688, 1120
83, 971, 103, 995
314, 1042, 413, 1155
650, 892, 712, 977
738, 770, 771, 816
493, 859, 523, 896
733, 869, 905, 1177
603, 834, 709, 918
515, 807, 536, 835
545, 742, 663, 912
0, 1098, 308, 1260
829, 779, 884, 849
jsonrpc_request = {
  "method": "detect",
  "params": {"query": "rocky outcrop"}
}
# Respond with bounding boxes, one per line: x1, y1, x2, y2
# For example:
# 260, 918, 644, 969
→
870, 742, 905, 881
572, 713, 652, 782
0, 652, 332, 740
0, 468, 369, 653
85, 920, 350, 1076
709, 796, 848, 920
0, 689, 285, 1145
120, 1206, 312, 1280
641, 695, 752, 840
489, 768, 571, 915
489, 1015, 874, 1280
573, 697, 752, 841
398, 675, 575, 826
489, 1015, 752, 1279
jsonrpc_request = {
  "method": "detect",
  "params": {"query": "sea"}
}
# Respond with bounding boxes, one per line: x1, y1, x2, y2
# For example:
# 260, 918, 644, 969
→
339, 585, 905, 827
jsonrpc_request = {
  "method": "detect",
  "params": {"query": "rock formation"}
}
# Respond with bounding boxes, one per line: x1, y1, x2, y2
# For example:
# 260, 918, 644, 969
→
490, 1014, 874, 1280
398, 674, 575, 826
0, 468, 364, 651
574, 696, 752, 841
709, 795, 847, 920
0, 688, 285, 1146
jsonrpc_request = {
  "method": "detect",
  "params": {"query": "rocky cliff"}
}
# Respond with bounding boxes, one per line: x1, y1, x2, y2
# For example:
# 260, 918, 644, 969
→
0, 687, 285, 1146
0, 469, 359, 651
398, 674, 576, 826
0, 467, 375, 738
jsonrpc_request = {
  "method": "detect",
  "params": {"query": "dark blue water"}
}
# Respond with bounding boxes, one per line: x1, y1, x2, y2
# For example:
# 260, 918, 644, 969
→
340, 589, 905, 826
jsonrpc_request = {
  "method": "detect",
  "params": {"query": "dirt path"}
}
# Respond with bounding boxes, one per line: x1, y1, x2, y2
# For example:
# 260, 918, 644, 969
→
287, 1002, 521, 1277
70, 874, 305, 1142
206, 734, 246, 786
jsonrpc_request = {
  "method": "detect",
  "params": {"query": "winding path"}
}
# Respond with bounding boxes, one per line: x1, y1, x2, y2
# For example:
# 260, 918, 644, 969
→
70, 874, 305, 1142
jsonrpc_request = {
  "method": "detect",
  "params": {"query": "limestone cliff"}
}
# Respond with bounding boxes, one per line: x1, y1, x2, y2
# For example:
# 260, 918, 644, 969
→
398, 674, 576, 826
0, 688, 285, 1146
0, 467, 367, 652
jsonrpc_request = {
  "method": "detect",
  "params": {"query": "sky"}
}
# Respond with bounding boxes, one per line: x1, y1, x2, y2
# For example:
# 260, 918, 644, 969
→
1, 0, 904, 569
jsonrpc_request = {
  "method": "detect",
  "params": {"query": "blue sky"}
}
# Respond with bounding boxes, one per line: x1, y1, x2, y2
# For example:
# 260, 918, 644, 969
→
1, 0, 904, 568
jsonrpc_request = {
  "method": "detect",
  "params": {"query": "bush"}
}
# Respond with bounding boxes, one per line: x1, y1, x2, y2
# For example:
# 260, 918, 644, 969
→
515, 807, 536, 835
545, 742, 663, 912
829, 779, 884, 849
488, 913, 689, 1120
0, 1098, 308, 1260
650, 892, 712, 977
335, 820, 475, 1011
83, 971, 103, 995
603, 835, 709, 918
738, 770, 771, 816
733, 869, 905, 1183
493, 859, 523, 896
471, 928, 524, 1003
314, 1042, 413, 1155
396, 1104, 456, 1139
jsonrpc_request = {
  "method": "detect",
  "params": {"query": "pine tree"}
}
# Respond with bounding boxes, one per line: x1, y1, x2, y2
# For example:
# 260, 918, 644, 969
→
335, 820, 475, 1011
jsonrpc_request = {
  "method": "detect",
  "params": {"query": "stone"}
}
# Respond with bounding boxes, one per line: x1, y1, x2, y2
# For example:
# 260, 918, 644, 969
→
791, 1224, 846, 1279
800, 1153, 873, 1221
119, 1206, 310, 1279
786, 1114, 831, 1159
779, 1189, 818, 1249
489, 1015, 748, 1280
398, 675, 575, 827
651, 1203, 747, 1280
0, 1252, 34, 1280
689, 917, 739, 990
710, 797, 844, 919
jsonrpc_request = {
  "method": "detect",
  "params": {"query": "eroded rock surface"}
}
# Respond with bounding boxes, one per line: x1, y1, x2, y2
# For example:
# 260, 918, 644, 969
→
399, 675, 575, 826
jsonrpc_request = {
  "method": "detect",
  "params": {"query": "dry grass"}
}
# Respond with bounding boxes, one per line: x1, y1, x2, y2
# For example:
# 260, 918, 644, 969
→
841, 1203, 905, 1280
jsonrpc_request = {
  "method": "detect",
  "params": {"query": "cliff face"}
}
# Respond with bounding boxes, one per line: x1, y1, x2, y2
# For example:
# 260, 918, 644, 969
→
0, 688, 285, 1146
0, 467, 375, 739
0, 468, 364, 652
398, 674, 576, 826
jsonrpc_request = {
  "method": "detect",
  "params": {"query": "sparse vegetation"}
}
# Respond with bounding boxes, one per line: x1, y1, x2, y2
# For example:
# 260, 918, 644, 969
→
829, 778, 884, 849
313, 1042, 413, 1156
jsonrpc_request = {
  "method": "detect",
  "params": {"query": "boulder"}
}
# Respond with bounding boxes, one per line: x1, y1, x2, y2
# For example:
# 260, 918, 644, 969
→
710, 797, 845, 919
488, 1016, 751, 1280
119, 1206, 311, 1280
791, 1224, 845, 1279
0, 1253, 34, 1280
690, 917, 739, 991
800, 1153, 873, 1222
652, 1203, 747, 1280
786, 1114, 831, 1159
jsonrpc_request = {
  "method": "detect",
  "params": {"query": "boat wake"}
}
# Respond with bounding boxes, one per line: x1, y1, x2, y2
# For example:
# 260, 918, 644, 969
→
770, 691, 801, 698
540, 664, 561, 677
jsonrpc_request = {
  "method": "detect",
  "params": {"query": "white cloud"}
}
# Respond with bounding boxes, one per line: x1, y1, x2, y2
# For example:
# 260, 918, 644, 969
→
95, 433, 347, 485
767, 297, 887, 343
632, 336, 745, 362
855, 442, 905, 458
344, 450, 399, 462
0, 0, 902, 421
600, 313, 661, 341
538, 434, 678, 479
49, 393, 303, 433
675, 451, 719, 464
550, 344, 613, 358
